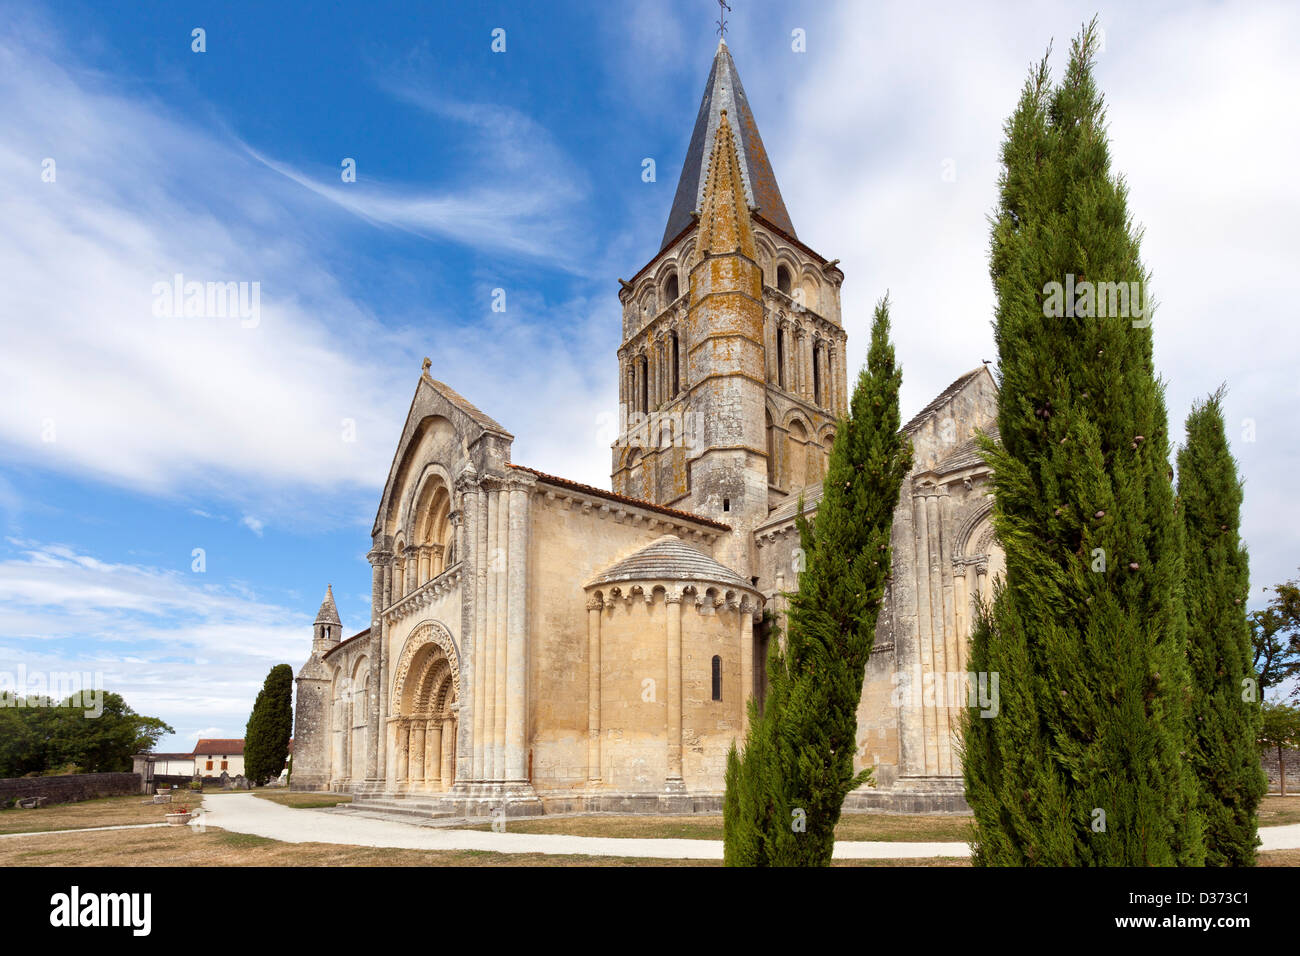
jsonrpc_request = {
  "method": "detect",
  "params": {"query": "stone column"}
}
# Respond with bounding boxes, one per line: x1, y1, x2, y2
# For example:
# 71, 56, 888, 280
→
586, 594, 603, 783
366, 549, 390, 783
425, 719, 441, 790
410, 720, 426, 783
396, 721, 410, 784
649, 342, 659, 411
953, 563, 969, 676
739, 600, 754, 736
665, 590, 684, 784
633, 355, 643, 414
477, 482, 498, 781
912, 490, 935, 775
492, 484, 509, 780
441, 716, 456, 790
504, 473, 532, 782
377, 561, 393, 785
926, 492, 951, 775
464, 474, 485, 785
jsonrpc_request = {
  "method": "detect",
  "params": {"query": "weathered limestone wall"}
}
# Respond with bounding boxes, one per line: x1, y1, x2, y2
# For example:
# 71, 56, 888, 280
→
525, 489, 725, 794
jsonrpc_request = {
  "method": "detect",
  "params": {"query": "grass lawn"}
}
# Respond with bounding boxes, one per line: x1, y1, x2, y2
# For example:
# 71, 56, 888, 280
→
251, 791, 353, 809
1259, 795, 1300, 827
0, 793, 193, 835
0, 824, 966, 866
465, 811, 974, 843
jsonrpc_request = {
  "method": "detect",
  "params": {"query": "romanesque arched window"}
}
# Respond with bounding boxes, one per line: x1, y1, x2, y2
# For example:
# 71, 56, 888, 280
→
776, 327, 786, 389
638, 355, 649, 413
813, 340, 822, 406
413, 478, 453, 586
777, 264, 792, 295
670, 330, 680, 397
766, 409, 777, 487
711, 656, 722, 701
665, 271, 679, 303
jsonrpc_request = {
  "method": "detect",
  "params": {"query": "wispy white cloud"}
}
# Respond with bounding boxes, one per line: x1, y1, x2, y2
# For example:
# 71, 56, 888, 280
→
0, 539, 317, 749
714, 0, 1300, 600
0, 15, 618, 523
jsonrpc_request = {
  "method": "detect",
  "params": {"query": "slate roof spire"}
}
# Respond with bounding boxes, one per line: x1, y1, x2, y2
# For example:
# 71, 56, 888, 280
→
660, 39, 796, 250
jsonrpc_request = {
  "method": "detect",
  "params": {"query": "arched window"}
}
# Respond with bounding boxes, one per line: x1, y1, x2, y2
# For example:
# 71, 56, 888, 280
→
665, 272, 679, 303
670, 331, 680, 397
812, 342, 822, 406
776, 327, 786, 388
711, 656, 722, 701
777, 264, 792, 295
638, 355, 649, 413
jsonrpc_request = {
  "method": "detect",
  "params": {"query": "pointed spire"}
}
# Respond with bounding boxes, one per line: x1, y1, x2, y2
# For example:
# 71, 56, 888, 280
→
660, 42, 796, 250
314, 585, 341, 626
696, 109, 757, 259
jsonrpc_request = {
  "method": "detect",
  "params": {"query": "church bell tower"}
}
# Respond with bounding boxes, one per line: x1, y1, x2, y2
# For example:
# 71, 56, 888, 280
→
613, 39, 848, 578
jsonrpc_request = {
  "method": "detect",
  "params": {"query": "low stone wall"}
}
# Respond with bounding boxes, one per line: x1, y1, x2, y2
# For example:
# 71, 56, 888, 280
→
1263, 747, 1300, 793
0, 772, 140, 808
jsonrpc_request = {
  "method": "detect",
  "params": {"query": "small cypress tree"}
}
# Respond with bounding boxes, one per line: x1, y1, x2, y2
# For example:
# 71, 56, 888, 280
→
723, 295, 911, 866
963, 20, 1204, 865
724, 618, 791, 865
244, 664, 294, 785
1178, 388, 1266, 865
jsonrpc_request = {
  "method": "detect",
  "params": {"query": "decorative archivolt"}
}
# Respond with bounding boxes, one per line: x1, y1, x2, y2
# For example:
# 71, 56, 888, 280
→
950, 498, 1000, 577
391, 619, 460, 713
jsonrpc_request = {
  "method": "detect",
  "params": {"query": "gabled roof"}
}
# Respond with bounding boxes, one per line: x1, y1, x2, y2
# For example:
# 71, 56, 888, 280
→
661, 39, 796, 250
322, 627, 372, 660
193, 739, 244, 756
933, 424, 1000, 474
508, 464, 729, 531
903, 367, 992, 433
371, 368, 513, 537
587, 535, 753, 590
423, 375, 509, 435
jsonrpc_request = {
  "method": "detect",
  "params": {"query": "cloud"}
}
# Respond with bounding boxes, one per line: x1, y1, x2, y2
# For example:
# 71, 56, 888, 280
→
0, 15, 617, 524
722, 0, 1300, 600
0, 539, 317, 750
240, 515, 265, 537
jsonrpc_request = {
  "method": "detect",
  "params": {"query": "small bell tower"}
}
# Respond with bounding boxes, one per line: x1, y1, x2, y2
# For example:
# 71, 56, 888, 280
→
312, 585, 342, 653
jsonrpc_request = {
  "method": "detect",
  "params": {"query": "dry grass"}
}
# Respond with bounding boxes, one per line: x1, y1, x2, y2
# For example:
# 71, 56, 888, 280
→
0, 794, 188, 835
251, 791, 353, 809
1259, 795, 1300, 827
1256, 848, 1300, 867
0, 823, 968, 866
466, 811, 973, 843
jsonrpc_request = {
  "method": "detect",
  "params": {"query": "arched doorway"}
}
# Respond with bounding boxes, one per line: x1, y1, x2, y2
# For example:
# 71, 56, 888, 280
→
392, 623, 459, 793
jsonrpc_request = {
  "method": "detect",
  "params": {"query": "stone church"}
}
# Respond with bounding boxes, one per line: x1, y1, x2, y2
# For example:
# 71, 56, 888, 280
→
292, 40, 1003, 816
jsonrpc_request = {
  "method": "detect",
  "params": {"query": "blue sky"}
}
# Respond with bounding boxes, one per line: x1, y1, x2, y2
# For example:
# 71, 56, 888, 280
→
2, 0, 1297, 750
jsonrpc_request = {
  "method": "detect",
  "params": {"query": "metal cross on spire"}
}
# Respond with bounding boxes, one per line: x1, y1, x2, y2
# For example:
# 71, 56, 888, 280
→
715, 0, 732, 38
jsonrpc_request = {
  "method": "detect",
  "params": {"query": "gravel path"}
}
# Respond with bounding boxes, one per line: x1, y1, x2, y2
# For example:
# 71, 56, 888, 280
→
198, 794, 971, 860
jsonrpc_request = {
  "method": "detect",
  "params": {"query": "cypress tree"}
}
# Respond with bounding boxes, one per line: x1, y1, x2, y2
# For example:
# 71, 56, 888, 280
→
962, 20, 1204, 865
244, 664, 294, 785
1178, 388, 1265, 865
724, 295, 911, 866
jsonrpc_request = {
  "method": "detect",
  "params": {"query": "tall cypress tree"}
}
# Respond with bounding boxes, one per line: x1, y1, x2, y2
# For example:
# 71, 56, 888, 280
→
962, 20, 1204, 865
244, 664, 294, 785
724, 295, 911, 866
1178, 388, 1266, 865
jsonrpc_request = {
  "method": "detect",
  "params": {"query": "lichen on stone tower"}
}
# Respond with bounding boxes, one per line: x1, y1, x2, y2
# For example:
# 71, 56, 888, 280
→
696, 109, 758, 260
